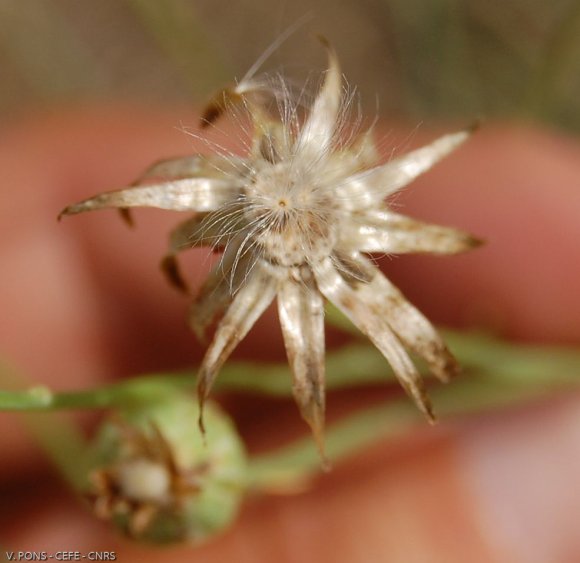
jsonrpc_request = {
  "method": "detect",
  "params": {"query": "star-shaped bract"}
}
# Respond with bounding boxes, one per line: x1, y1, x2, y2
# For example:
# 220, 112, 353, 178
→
61, 43, 481, 458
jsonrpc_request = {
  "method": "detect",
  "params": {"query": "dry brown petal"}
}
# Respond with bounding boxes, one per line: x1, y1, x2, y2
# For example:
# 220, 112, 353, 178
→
278, 269, 326, 458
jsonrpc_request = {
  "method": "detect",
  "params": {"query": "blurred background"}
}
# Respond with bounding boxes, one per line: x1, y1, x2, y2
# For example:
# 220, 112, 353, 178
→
2, 2, 580, 558
1, 0, 580, 132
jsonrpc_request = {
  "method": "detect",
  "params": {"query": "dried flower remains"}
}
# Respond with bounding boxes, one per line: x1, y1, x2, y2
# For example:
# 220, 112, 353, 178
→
86, 396, 246, 543
61, 41, 481, 457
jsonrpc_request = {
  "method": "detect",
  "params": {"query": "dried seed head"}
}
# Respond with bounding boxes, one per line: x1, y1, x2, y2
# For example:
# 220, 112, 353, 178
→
85, 394, 247, 544
61, 40, 482, 459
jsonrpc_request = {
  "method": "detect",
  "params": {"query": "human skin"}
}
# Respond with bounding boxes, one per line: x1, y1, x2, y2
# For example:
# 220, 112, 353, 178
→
1, 106, 579, 562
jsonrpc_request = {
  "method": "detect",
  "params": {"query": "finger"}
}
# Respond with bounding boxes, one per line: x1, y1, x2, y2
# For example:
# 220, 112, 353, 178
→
0, 106, 191, 382
0, 107, 204, 475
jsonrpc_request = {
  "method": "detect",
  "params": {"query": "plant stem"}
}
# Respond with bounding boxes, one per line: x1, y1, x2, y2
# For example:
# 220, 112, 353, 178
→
0, 363, 87, 490
1, 331, 579, 412
3, 325, 580, 495
0, 343, 390, 411
247, 365, 575, 490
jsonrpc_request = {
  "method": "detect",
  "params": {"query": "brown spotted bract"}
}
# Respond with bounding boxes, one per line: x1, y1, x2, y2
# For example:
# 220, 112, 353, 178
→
61, 42, 481, 457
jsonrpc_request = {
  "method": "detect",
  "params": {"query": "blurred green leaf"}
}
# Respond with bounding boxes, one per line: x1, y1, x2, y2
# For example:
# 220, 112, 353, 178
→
0, 1, 106, 101
124, 0, 230, 95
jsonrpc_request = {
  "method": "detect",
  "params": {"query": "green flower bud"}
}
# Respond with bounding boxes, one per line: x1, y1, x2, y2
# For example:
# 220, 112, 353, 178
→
85, 393, 247, 544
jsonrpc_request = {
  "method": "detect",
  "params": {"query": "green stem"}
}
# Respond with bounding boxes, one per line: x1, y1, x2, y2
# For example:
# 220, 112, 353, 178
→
327, 304, 580, 387
3, 323, 580, 496
0, 364, 87, 490
247, 366, 574, 490
247, 401, 418, 490
0, 343, 390, 411
245, 309, 580, 488
1, 331, 579, 412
